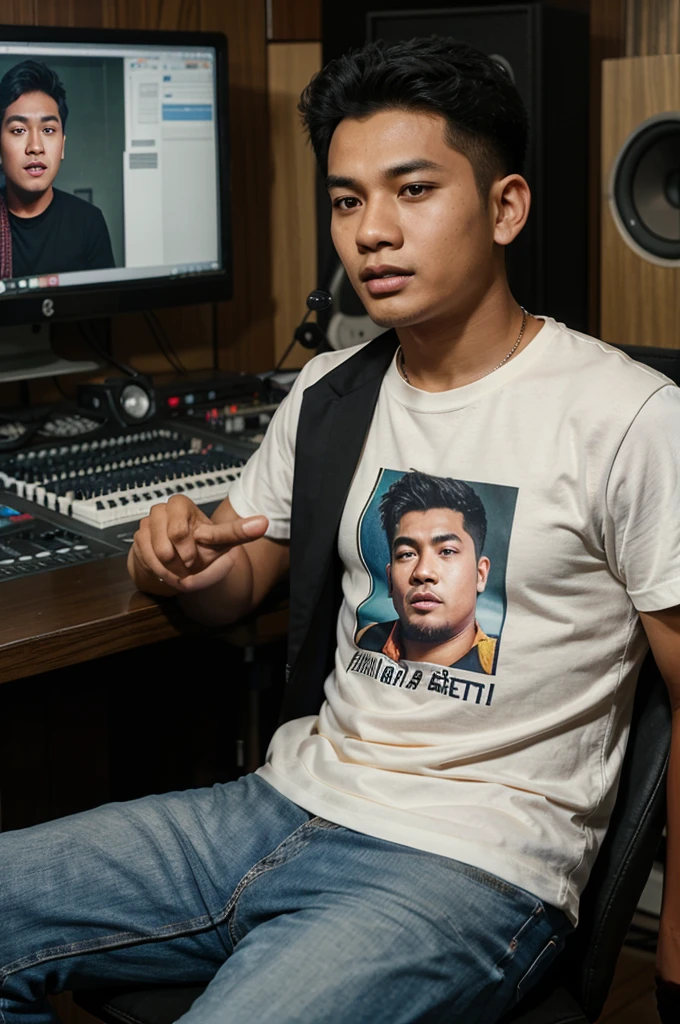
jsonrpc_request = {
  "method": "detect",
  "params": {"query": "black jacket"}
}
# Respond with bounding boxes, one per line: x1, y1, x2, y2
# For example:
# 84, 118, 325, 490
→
279, 329, 399, 725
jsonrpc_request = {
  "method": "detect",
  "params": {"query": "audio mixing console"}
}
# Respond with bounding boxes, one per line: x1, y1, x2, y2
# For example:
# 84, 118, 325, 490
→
179, 402, 280, 449
0, 503, 121, 580
0, 424, 256, 581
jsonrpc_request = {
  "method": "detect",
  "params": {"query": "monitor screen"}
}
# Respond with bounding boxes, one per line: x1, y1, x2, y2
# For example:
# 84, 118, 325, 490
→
0, 26, 231, 326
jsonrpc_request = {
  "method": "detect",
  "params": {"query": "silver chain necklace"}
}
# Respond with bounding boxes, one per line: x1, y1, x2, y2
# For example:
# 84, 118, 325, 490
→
398, 307, 529, 386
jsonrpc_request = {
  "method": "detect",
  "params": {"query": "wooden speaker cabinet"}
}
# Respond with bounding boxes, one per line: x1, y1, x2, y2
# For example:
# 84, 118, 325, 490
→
601, 55, 680, 348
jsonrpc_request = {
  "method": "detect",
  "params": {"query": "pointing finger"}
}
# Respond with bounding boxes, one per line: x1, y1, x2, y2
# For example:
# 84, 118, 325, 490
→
193, 515, 268, 548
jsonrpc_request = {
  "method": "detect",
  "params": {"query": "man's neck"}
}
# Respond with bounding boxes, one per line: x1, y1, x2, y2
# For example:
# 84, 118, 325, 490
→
396, 283, 543, 393
402, 619, 478, 666
4, 183, 55, 218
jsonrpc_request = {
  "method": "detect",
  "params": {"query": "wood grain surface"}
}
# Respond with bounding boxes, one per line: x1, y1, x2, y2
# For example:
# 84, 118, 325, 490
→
0, 555, 186, 682
600, 54, 680, 347
625, 0, 680, 56
0, 553, 289, 685
268, 41, 322, 368
267, 0, 321, 43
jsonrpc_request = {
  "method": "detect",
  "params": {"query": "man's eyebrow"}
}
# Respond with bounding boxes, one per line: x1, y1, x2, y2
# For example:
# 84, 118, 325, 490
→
4, 114, 60, 124
325, 159, 446, 192
432, 532, 463, 545
325, 174, 359, 191
392, 531, 463, 550
384, 158, 446, 178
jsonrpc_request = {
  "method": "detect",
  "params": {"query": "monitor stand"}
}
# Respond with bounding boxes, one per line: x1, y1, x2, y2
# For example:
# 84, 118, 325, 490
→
0, 323, 99, 383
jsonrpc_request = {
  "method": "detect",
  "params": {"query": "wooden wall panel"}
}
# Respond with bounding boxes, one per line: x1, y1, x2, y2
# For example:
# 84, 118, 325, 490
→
589, 0, 627, 335
625, 0, 680, 55
267, 0, 321, 42
267, 41, 321, 367
0, 0, 273, 402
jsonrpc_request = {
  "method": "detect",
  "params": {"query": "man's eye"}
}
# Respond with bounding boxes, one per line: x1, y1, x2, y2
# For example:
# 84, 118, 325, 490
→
333, 196, 360, 211
402, 184, 431, 198
440, 547, 458, 556
395, 550, 415, 560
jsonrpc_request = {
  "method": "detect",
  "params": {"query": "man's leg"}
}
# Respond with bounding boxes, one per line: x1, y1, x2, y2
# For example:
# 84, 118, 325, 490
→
0, 774, 311, 1024
175, 823, 571, 1024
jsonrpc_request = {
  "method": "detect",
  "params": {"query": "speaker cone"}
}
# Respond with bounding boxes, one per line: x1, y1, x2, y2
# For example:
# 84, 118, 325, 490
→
610, 113, 680, 263
120, 382, 152, 421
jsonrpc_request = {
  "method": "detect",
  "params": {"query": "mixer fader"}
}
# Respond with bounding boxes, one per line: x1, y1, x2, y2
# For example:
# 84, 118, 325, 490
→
0, 427, 249, 531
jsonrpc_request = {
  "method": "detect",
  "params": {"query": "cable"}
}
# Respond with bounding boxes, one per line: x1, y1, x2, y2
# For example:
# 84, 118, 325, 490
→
52, 376, 72, 399
274, 310, 311, 372
78, 321, 138, 379
274, 290, 332, 373
144, 310, 188, 375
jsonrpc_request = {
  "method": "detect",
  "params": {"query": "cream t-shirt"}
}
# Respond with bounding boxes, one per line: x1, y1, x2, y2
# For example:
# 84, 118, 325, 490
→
229, 318, 680, 925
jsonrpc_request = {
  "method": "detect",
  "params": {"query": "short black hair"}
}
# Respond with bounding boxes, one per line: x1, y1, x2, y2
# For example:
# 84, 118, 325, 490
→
0, 60, 68, 131
379, 471, 487, 559
299, 36, 529, 199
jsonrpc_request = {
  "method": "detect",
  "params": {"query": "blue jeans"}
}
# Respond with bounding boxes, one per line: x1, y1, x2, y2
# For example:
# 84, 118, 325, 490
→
0, 774, 571, 1024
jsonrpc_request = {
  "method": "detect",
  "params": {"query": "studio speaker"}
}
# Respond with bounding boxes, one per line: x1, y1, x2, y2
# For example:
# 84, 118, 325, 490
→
78, 376, 156, 426
319, 1, 589, 331
601, 55, 680, 348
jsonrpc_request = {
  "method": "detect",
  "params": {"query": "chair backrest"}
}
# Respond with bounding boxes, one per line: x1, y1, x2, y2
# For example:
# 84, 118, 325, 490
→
557, 651, 670, 1020
612, 342, 680, 386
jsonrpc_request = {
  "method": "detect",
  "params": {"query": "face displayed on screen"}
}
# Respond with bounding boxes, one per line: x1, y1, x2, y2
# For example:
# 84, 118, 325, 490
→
0, 90, 65, 201
386, 507, 490, 648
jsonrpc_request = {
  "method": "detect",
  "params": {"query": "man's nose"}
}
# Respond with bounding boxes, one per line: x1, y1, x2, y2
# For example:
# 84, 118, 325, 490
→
411, 555, 438, 584
26, 130, 44, 153
355, 196, 403, 252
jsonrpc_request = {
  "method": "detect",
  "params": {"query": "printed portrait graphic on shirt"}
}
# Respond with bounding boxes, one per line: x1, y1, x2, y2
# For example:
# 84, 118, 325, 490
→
353, 469, 518, 677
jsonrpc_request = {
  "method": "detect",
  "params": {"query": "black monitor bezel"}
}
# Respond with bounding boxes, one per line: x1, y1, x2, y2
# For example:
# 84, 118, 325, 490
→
0, 23, 232, 326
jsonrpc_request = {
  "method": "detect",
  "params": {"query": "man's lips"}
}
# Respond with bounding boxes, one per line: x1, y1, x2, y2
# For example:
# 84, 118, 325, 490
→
360, 264, 415, 297
409, 591, 442, 611
24, 163, 47, 177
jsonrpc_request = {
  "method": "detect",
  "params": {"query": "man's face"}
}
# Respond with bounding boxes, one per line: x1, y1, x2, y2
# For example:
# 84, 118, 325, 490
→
386, 507, 490, 644
0, 91, 65, 196
326, 108, 499, 330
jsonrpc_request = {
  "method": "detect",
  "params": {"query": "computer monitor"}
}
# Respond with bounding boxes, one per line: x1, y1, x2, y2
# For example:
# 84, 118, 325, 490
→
0, 24, 231, 381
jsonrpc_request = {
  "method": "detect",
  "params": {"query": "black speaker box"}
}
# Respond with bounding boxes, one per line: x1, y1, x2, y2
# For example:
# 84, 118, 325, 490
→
78, 376, 156, 426
318, 1, 589, 332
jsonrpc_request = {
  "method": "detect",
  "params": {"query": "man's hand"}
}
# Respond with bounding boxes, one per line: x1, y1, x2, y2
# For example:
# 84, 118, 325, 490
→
129, 494, 268, 594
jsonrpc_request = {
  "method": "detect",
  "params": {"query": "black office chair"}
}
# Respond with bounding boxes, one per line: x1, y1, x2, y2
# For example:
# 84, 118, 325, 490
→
72, 650, 670, 1024
73, 343, 678, 1024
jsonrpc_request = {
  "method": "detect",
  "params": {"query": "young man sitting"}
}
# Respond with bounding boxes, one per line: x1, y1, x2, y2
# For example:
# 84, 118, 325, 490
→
2, 37, 679, 1024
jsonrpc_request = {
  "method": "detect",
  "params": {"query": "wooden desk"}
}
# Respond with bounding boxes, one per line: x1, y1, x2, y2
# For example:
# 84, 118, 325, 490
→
0, 556, 185, 685
0, 554, 289, 831
0, 554, 289, 685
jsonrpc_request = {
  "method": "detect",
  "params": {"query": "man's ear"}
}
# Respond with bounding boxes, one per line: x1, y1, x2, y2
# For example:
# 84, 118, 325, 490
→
386, 563, 393, 596
476, 556, 491, 593
61, 135, 66, 161
490, 174, 531, 247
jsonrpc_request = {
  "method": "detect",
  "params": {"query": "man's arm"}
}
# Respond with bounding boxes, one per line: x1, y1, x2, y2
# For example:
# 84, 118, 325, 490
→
639, 607, 680, 989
